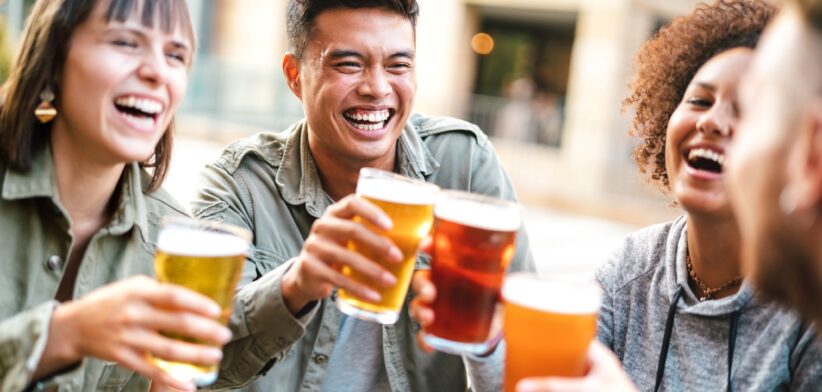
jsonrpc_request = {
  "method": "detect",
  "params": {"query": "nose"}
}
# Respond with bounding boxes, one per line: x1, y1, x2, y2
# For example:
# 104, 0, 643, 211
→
696, 101, 735, 138
357, 67, 391, 99
137, 48, 170, 86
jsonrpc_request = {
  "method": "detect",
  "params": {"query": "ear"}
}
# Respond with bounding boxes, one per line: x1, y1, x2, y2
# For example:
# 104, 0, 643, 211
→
282, 53, 302, 99
796, 98, 822, 210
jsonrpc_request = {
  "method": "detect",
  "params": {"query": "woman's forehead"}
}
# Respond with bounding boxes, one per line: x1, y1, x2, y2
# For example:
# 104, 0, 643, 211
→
98, 0, 194, 41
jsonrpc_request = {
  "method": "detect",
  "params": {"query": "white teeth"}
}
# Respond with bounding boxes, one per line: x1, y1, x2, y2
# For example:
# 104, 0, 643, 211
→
344, 109, 390, 124
115, 96, 163, 114
688, 148, 725, 165
351, 121, 386, 131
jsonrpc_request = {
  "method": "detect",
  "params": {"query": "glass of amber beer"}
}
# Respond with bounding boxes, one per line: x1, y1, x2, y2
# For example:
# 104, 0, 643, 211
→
150, 217, 250, 386
337, 168, 439, 324
502, 273, 601, 392
422, 190, 520, 355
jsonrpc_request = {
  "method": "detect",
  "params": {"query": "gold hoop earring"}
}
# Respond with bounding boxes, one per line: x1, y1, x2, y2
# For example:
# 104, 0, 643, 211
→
34, 88, 57, 123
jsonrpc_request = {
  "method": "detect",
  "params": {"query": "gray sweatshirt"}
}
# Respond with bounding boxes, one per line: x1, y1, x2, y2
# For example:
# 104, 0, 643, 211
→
598, 216, 822, 391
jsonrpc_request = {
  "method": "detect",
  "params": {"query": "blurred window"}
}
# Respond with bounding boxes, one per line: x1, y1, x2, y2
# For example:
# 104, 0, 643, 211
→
468, 11, 576, 148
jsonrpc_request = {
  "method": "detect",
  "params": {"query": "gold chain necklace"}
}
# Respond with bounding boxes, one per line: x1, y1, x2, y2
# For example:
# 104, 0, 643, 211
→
686, 254, 742, 301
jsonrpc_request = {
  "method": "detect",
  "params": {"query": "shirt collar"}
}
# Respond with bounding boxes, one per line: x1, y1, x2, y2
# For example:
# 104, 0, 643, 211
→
2, 144, 149, 239
275, 117, 440, 218
2, 143, 58, 201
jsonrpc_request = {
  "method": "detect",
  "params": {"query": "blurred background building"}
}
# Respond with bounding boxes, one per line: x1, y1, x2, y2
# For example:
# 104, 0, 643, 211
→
0, 0, 706, 274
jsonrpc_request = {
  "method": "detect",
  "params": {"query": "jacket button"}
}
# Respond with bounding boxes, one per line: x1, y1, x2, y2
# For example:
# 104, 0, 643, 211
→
46, 255, 63, 271
314, 354, 328, 364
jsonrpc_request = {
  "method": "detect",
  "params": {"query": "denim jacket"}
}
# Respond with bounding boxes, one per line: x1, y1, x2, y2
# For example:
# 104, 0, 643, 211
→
193, 113, 535, 391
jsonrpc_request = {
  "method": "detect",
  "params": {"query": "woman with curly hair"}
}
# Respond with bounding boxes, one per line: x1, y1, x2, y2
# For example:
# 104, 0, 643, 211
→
514, 0, 822, 391
411, 0, 822, 391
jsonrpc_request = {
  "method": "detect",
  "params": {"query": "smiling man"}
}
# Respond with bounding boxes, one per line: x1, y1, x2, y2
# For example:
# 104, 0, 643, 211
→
193, 1, 534, 391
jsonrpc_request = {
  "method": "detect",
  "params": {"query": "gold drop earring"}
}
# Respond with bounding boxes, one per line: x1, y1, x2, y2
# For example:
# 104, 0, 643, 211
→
34, 88, 57, 123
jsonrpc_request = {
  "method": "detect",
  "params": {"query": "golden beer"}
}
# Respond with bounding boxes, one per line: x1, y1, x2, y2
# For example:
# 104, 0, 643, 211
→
502, 274, 601, 392
423, 191, 521, 355
150, 218, 250, 386
337, 168, 438, 324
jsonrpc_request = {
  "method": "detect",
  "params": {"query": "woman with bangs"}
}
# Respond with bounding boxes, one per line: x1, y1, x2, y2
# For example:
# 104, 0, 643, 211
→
0, 0, 230, 390
411, 1, 822, 391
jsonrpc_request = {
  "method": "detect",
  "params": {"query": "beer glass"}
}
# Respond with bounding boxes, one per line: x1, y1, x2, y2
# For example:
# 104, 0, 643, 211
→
337, 168, 438, 324
422, 190, 520, 355
502, 273, 602, 392
150, 217, 250, 386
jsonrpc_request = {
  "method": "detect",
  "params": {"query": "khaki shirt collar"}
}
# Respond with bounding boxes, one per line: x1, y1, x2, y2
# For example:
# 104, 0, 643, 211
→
275, 117, 440, 218
1, 144, 149, 238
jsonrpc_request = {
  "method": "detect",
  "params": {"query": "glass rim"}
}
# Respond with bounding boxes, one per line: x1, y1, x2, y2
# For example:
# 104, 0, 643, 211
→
437, 189, 520, 209
159, 216, 252, 243
502, 272, 602, 314
358, 167, 441, 192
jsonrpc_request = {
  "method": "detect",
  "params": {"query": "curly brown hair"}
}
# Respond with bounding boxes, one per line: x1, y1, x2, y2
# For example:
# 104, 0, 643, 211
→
623, 0, 775, 190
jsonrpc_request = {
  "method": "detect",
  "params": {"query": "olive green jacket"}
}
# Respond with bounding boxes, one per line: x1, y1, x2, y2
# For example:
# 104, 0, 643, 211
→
193, 113, 535, 391
0, 146, 188, 391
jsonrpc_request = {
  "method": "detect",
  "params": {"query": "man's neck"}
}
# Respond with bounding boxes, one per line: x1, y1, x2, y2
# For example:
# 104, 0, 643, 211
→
308, 140, 397, 202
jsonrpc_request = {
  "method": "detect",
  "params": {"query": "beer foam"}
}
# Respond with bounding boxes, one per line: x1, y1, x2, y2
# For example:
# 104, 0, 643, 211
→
435, 196, 521, 232
357, 176, 438, 205
157, 226, 249, 257
502, 273, 601, 315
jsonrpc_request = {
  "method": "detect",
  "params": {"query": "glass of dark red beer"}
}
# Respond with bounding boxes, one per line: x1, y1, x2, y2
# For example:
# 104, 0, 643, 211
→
422, 190, 521, 355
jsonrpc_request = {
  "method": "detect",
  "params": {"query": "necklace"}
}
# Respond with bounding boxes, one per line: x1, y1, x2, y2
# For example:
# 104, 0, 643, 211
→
686, 254, 742, 301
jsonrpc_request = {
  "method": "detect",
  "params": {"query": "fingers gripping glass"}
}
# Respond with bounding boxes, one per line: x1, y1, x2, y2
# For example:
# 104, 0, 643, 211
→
336, 168, 439, 324
149, 217, 251, 387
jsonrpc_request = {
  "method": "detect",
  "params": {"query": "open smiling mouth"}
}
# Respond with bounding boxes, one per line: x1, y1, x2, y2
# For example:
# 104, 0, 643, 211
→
343, 109, 394, 131
685, 147, 725, 174
114, 96, 163, 128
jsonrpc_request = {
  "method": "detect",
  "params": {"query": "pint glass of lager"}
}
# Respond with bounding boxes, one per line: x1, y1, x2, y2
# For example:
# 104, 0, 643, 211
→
150, 218, 250, 386
337, 168, 438, 324
422, 190, 520, 355
502, 273, 601, 392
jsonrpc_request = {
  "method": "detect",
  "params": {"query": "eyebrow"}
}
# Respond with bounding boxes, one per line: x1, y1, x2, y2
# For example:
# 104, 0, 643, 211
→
327, 49, 416, 61
104, 25, 191, 51
689, 81, 716, 91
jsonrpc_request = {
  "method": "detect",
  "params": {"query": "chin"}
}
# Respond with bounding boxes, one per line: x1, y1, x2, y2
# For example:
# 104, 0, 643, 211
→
749, 221, 822, 323
677, 194, 732, 219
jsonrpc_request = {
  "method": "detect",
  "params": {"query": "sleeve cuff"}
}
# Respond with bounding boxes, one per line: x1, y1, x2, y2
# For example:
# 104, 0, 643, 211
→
464, 339, 505, 392
0, 301, 84, 391
215, 259, 318, 388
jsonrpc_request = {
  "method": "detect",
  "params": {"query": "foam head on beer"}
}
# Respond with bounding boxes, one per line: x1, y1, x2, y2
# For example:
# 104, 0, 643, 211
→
157, 225, 249, 257
356, 172, 439, 234
503, 275, 601, 314
434, 194, 521, 233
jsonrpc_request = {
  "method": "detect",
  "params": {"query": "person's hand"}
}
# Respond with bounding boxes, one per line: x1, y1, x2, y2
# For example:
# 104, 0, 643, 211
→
38, 276, 232, 392
281, 195, 403, 314
409, 268, 436, 352
516, 342, 637, 392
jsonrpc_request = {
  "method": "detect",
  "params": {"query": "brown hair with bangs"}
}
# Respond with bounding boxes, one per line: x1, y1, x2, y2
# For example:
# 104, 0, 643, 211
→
0, 0, 195, 191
